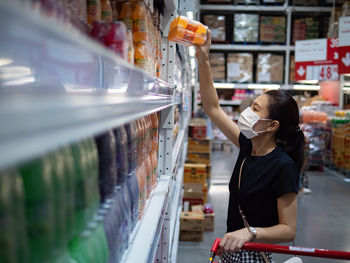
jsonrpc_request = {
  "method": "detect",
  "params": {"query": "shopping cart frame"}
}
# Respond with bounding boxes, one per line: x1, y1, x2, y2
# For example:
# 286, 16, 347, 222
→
209, 238, 350, 263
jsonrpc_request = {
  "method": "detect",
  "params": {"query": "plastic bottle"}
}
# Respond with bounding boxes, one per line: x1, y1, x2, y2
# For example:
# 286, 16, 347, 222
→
105, 21, 129, 60
0, 169, 29, 263
120, 1, 133, 31
133, 2, 148, 42
140, 116, 147, 160
48, 151, 68, 255
151, 150, 158, 189
93, 216, 110, 263
60, 146, 77, 239
121, 184, 131, 242
125, 121, 138, 173
150, 113, 159, 152
113, 186, 128, 260
136, 162, 146, 219
101, 0, 113, 22
134, 41, 150, 72
127, 171, 139, 229
69, 230, 95, 263
168, 16, 208, 46
87, 0, 102, 26
114, 126, 129, 186
71, 142, 90, 235
95, 131, 117, 202
90, 20, 110, 44
19, 157, 55, 262
144, 153, 152, 199
126, 30, 135, 65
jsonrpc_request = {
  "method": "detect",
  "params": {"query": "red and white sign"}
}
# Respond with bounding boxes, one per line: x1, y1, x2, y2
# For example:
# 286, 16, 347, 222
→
338, 16, 350, 74
295, 38, 339, 81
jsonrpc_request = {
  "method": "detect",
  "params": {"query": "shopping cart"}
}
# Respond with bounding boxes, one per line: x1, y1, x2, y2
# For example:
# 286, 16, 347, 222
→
208, 238, 350, 263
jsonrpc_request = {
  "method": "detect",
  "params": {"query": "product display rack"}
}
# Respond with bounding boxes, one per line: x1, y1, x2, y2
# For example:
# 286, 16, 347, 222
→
0, 0, 193, 262
194, 2, 333, 109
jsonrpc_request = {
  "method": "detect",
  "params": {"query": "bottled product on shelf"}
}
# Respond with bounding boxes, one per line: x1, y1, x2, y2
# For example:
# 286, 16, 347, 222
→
105, 21, 129, 60
120, 1, 134, 31
114, 126, 129, 186
127, 30, 135, 64
134, 41, 151, 73
168, 16, 208, 46
133, 2, 148, 43
95, 131, 117, 202
101, 0, 113, 22
87, 0, 102, 26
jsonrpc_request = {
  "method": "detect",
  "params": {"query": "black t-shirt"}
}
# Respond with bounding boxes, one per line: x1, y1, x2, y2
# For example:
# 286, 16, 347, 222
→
227, 133, 299, 233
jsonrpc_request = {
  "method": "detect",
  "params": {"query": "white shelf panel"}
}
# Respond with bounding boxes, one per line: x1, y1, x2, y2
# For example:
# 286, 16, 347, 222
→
172, 129, 186, 172
201, 4, 332, 13
170, 205, 182, 263
122, 175, 172, 263
211, 44, 288, 52
200, 4, 285, 12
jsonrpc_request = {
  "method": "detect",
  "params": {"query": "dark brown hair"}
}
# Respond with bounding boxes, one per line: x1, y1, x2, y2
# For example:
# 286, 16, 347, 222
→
265, 90, 305, 173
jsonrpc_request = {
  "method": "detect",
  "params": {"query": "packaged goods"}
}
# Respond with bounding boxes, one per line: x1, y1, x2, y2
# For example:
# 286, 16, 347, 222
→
209, 53, 226, 81
290, 55, 295, 83
227, 53, 253, 83
260, 16, 286, 43
188, 138, 211, 153
125, 121, 138, 173
183, 183, 204, 200
120, 2, 133, 31
180, 211, 205, 231
234, 14, 259, 43
256, 53, 284, 83
127, 172, 140, 229
179, 230, 204, 242
0, 169, 29, 263
133, 2, 148, 42
87, 0, 102, 26
184, 163, 207, 185
292, 18, 320, 44
95, 131, 117, 201
19, 157, 56, 262
134, 41, 151, 73
189, 118, 207, 139
90, 21, 110, 44
101, 0, 113, 22
202, 15, 226, 42
168, 16, 208, 46
204, 213, 215, 231
105, 21, 129, 60
114, 126, 129, 186
110, 0, 118, 20
126, 30, 134, 64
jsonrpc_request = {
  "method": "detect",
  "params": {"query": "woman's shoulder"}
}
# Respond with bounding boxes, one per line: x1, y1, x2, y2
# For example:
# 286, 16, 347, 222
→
274, 147, 298, 173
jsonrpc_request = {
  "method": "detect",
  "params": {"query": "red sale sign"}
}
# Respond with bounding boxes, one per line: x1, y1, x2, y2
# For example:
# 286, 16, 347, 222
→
339, 16, 350, 74
295, 38, 339, 81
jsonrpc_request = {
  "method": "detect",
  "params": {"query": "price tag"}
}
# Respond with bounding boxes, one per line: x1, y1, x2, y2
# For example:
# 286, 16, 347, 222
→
305, 65, 338, 81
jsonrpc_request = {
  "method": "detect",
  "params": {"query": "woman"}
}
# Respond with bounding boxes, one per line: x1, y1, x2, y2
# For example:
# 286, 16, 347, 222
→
196, 31, 305, 262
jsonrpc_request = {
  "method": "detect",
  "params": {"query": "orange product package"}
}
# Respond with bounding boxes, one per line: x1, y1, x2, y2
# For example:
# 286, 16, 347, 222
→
127, 30, 134, 64
134, 41, 151, 73
101, 0, 113, 22
133, 2, 149, 42
168, 16, 208, 46
120, 1, 133, 31
87, 0, 102, 26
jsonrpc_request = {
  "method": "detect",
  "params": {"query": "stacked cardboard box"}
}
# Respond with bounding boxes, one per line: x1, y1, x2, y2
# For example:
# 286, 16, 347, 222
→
234, 13, 259, 43
192, 205, 215, 232
292, 18, 319, 44
290, 55, 295, 83
227, 53, 253, 83
256, 53, 284, 83
202, 15, 226, 42
332, 124, 350, 170
209, 53, 226, 82
183, 163, 209, 206
260, 16, 286, 43
180, 212, 205, 241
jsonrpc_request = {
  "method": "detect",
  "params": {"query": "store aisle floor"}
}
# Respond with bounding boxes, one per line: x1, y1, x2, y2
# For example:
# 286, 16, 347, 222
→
177, 150, 350, 263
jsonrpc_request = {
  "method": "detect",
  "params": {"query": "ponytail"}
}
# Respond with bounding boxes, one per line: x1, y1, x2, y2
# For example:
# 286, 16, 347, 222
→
265, 90, 305, 173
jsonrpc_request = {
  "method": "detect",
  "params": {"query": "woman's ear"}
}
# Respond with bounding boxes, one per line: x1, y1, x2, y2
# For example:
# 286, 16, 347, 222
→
267, 120, 279, 132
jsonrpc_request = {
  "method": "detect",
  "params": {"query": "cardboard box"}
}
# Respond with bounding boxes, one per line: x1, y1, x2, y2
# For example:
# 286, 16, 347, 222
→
204, 214, 215, 232
189, 118, 207, 139
227, 53, 253, 83
234, 13, 259, 43
209, 53, 226, 82
180, 211, 205, 231
192, 205, 204, 213
207, 164, 211, 179
183, 198, 204, 208
260, 16, 286, 43
187, 152, 211, 165
188, 138, 211, 153
203, 183, 208, 204
184, 163, 207, 185
180, 230, 203, 242
256, 53, 284, 83
184, 183, 203, 199
202, 15, 226, 42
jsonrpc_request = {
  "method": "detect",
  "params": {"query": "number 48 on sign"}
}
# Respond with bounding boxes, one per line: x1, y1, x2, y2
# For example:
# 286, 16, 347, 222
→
306, 65, 339, 81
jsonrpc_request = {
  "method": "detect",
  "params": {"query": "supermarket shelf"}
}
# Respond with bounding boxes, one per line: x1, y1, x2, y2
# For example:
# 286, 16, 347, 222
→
213, 83, 320, 91
122, 175, 172, 263
200, 4, 332, 13
200, 4, 285, 12
170, 205, 182, 263
219, 100, 242, 106
211, 44, 288, 52
172, 129, 186, 172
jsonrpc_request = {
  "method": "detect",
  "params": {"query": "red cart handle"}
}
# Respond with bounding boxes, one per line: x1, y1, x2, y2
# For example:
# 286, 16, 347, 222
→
212, 238, 350, 260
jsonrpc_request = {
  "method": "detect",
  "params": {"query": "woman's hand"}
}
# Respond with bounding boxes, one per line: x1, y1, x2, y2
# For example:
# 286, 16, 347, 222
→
219, 228, 252, 253
195, 30, 211, 63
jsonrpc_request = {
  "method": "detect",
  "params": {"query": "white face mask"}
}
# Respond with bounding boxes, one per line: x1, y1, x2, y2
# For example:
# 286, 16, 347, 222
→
238, 107, 272, 139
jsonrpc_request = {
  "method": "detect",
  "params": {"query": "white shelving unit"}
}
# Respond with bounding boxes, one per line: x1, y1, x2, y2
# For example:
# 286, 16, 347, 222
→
195, 2, 332, 109
0, 0, 193, 262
